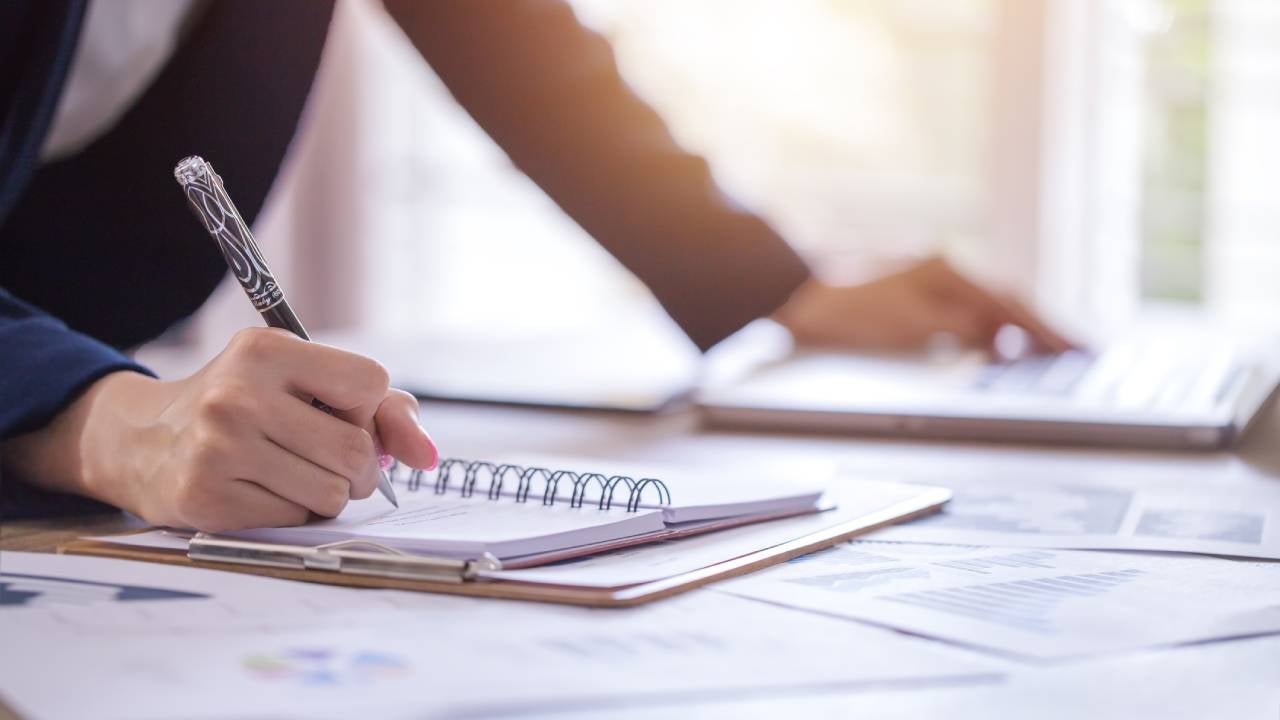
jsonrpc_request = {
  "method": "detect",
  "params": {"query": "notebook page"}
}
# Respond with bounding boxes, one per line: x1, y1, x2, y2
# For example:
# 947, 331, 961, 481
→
454, 455, 831, 523
495, 480, 935, 587
226, 492, 666, 560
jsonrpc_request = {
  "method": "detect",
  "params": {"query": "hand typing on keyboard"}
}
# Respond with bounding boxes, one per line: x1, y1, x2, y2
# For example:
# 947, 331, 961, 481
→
773, 256, 1076, 355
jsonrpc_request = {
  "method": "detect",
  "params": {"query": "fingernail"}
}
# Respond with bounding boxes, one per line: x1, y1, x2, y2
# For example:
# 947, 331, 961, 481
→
372, 438, 394, 471
418, 423, 439, 471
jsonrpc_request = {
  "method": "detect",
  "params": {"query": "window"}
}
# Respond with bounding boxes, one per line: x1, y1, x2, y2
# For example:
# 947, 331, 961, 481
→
1201, 1, 1280, 326
1043, 0, 1280, 331
1138, 0, 1210, 303
572, 0, 998, 269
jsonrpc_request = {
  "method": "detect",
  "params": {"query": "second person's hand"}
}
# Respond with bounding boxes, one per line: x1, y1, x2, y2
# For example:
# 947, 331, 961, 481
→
773, 256, 1075, 354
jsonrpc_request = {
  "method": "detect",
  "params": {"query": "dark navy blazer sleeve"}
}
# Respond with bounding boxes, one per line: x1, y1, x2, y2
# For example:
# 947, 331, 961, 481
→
0, 288, 154, 518
0, 287, 152, 440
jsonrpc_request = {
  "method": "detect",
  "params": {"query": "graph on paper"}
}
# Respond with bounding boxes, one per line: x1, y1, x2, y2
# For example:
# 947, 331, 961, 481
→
880, 569, 1145, 634
243, 647, 409, 687
0, 573, 208, 608
785, 549, 1065, 595
719, 540, 1280, 659
869, 474, 1280, 560
908, 486, 1134, 535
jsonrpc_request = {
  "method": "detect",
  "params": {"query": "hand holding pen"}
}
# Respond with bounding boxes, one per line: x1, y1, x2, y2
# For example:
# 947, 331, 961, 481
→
159, 155, 439, 524
11, 157, 438, 533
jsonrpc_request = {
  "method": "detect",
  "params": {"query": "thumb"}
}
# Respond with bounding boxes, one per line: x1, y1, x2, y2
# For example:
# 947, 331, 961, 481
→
373, 389, 439, 470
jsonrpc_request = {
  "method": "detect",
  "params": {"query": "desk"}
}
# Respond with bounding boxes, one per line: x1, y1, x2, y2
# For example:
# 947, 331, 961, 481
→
4, 397, 1279, 718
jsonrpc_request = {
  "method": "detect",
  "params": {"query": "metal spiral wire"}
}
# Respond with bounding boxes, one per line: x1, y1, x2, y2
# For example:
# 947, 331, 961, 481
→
394, 458, 671, 512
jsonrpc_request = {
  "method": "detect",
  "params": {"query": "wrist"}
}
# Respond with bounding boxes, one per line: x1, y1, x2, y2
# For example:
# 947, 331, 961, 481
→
771, 277, 826, 344
3, 371, 169, 510
76, 372, 173, 511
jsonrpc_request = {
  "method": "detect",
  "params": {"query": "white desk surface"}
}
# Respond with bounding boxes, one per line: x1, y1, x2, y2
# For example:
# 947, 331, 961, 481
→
429, 396, 1280, 718
5, 395, 1279, 719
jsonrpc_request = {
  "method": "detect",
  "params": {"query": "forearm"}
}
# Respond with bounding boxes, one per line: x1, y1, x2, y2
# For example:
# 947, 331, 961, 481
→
382, 0, 812, 350
1, 370, 162, 506
8, 326, 438, 531
0, 288, 162, 518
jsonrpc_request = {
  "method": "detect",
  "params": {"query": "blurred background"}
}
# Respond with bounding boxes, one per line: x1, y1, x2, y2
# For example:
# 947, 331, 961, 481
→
173, 0, 1280, 363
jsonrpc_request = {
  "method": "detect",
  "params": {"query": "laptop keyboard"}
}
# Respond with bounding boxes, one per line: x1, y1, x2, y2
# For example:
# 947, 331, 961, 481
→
973, 351, 1095, 397
973, 347, 1240, 411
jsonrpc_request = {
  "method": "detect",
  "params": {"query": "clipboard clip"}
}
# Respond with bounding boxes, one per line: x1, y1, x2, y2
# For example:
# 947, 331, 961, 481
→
188, 533, 502, 583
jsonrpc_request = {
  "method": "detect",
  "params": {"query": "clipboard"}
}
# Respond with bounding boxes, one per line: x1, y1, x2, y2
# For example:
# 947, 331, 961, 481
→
59, 487, 949, 607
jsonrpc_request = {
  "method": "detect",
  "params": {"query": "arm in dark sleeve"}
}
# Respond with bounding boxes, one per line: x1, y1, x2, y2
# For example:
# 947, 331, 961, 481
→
0, 288, 152, 517
383, 0, 812, 351
0, 288, 151, 439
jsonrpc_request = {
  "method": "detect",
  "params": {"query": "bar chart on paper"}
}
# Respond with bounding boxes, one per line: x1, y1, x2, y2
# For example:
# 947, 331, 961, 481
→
881, 568, 1145, 634
0, 573, 209, 607
785, 548, 1147, 633
717, 540, 1280, 659
867, 474, 1280, 560
906, 487, 1133, 534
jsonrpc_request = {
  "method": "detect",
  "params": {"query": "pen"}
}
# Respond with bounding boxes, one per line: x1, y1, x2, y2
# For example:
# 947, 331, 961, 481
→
173, 155, 399, 508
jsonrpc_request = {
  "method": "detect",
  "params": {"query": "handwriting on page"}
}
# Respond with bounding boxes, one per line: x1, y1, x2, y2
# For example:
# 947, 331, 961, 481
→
363, 506, 471, 529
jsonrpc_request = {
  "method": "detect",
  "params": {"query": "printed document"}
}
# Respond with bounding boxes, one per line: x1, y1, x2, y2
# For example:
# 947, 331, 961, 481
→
869, 475, 1280, 560
718, 540, 1280, 659
0, 552, 1000, 720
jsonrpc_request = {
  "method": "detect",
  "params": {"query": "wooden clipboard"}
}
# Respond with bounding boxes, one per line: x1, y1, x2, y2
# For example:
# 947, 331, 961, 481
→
59, 488, 949, 607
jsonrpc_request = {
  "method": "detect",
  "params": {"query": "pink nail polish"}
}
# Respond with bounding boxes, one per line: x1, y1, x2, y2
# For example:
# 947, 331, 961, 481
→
372, 438, 394, 471
420, 424, 439, 471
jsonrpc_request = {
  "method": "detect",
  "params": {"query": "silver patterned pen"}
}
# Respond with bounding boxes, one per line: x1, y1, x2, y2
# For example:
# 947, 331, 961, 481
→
174, 155, 399, 508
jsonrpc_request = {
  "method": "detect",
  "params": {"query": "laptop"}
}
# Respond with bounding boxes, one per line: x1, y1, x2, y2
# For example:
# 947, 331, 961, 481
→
698, 326, 1280, 449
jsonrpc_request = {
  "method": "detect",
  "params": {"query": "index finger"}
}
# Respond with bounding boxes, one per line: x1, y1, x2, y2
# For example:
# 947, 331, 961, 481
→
985, 294, 1076, 354
243, 330, 392, 416
929, 268, 1075, 353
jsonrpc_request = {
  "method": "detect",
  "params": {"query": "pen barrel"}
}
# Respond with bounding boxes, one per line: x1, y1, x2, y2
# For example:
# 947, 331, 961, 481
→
175, 156, 397, 507
176, 157, 318, 396
174, 156, 285, 315
260, 303, 311, 341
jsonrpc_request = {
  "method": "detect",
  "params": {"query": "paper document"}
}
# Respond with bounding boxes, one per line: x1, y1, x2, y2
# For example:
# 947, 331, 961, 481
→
0, 553, 1000, 720
511, 633, 1280, 720
868, 474, 1280, 560
230, 494, 668, 559
0, 551, 387, 612
717, 540, 1280, 659
495, 480, 938, 587
492, 454, 830, 521
83, 479, 944, 589
81, 529, 191, 552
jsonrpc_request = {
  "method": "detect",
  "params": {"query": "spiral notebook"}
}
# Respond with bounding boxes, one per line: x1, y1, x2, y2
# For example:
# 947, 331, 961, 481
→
65, 462, 950, 606
213, 457, 828, 571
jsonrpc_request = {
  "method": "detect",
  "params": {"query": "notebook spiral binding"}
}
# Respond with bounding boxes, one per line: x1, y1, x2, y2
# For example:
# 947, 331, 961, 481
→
387, 459, 672, 513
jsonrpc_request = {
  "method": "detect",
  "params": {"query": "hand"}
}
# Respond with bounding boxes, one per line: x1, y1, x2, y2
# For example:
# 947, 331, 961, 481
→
2, 328, 438, 532
773, 256, 1073, 354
